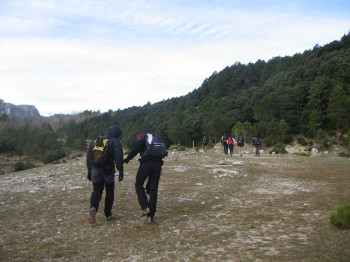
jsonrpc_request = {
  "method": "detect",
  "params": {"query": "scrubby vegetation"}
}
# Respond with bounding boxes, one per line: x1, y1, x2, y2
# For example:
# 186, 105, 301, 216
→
330, 205, 350, 229
269, 142, 287, 154
169, 144, 186, 151
14, 160, 35, 171
293, 152, 311, 156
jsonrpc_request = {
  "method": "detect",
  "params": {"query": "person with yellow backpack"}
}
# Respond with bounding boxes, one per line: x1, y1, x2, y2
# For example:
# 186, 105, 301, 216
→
221, 134, 229, 155
86, 125, 124, 224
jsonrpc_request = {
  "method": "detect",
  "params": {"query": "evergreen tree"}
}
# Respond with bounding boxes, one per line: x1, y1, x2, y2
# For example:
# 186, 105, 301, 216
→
327, 85, 350, 132
167, 112, 186, 145
232, 121, 244, 137
278, 119, 290, 142
309, 109, 321, 138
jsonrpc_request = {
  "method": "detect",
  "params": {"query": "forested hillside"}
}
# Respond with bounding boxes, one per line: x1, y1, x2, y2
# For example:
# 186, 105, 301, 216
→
1, 33, 350, 164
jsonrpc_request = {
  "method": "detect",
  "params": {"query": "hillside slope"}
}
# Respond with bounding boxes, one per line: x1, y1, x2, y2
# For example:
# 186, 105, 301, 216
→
70, 33, 350, 147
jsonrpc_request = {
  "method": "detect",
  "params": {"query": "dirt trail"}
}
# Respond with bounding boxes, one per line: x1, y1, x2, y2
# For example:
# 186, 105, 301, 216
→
1, 150, 349, 261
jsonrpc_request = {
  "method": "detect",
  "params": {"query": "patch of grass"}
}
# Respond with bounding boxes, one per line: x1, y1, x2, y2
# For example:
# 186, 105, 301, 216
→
169, 145, 186, 151
293, 152, 311, 156
330, 205, 350, 229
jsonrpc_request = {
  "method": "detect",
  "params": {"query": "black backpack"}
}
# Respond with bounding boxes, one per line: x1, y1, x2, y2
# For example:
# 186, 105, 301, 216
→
237, 136, 245, 146
90, 136, 109, 167
254, 138, 261, 145
141, 134, 168, 158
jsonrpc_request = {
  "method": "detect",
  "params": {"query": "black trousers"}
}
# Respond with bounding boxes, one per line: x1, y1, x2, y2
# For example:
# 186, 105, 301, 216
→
135, 161, 162, 218
229, 144, 234, 155
90, 181, 115, 217
255, 145, 261, 156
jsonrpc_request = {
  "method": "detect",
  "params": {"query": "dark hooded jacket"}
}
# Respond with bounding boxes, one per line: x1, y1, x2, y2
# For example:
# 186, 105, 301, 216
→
87, 125, 124, 174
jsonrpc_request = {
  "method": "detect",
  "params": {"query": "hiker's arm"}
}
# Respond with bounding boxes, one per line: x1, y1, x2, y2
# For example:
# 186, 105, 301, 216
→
113, 139, 124, 173
124, 139, 145, 163
86, 141, 93, 180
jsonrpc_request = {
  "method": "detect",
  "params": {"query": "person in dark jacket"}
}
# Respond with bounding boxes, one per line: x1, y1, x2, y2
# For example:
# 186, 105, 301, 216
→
86, 125, 124, 224
253, 137, 261, 157
123, 133, 166, 223
201, 136, 208, 152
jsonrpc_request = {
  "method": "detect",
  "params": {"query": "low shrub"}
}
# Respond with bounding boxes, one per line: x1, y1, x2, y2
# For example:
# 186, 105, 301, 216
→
14, 160, 35, 172
169, 145, 186, 151
269, 142, 287, 154
297, 137, 308, 146
42, 150, 66, 164
339, 152, 350, 158
330, 205, 350, 229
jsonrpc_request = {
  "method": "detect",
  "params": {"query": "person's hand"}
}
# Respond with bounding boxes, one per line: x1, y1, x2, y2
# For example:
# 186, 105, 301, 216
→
118, 172, 124, 181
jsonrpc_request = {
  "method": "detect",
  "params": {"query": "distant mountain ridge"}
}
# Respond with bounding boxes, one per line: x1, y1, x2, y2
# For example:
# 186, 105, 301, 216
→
0, 99, 41, 119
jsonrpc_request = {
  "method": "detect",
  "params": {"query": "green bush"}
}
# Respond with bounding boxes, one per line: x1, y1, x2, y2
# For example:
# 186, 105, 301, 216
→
169, 145, 186, 151
169, 145, 177, 150
339, 152, 350, 158
340, 129, 350, 147
297, 137, 308, 146
330, 205, 350, 229
42, 150, 66, 164
14, 160, 35, 172
269, 142, 287, 154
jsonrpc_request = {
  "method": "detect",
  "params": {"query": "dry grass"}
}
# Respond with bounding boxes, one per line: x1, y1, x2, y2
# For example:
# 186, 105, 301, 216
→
0, 149, 349, 261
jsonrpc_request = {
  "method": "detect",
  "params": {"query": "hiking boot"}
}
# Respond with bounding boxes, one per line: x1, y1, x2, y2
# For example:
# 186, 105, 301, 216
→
88, 207, 96, 224
106, 214, 115, 221
146, 216, 155, 224
140, 207, 150, 217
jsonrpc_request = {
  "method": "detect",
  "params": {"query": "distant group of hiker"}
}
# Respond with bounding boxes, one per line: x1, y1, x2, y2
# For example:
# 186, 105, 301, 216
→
204, 134, 261, 157
86, 125, 167, 225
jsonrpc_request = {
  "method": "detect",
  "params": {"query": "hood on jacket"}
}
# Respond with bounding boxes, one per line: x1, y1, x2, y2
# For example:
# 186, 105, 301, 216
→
106, 125, 123, 139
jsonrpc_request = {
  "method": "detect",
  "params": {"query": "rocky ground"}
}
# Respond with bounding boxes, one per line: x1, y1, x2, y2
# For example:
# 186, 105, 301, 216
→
0, 147, 349, 261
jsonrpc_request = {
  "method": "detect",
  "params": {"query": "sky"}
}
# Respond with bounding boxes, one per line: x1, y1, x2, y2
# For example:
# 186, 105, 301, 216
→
0, 0, 349, 116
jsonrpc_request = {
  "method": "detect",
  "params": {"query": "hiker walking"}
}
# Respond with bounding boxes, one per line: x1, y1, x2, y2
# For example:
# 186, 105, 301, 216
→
237, 136, 245, 157
253, 137, 262, 157
86, 125, 124, 224
221, 134, 229, 155
123, 133, 167, 223
201, 136, 208, 152
227, 135, 235, 156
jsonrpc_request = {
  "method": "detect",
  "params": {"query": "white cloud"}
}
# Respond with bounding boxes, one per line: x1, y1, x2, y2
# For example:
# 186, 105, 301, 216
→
0, 0, 349, 116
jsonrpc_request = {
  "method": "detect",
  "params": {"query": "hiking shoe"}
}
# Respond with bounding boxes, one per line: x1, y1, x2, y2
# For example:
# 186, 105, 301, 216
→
106, 214, 116, 221
146, 216, 155, 224
140, 207, 150, 217
88, 207, 96, 224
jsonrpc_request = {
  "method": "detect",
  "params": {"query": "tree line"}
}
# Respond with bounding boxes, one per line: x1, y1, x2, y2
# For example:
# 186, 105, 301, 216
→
1, 32, 349, 163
